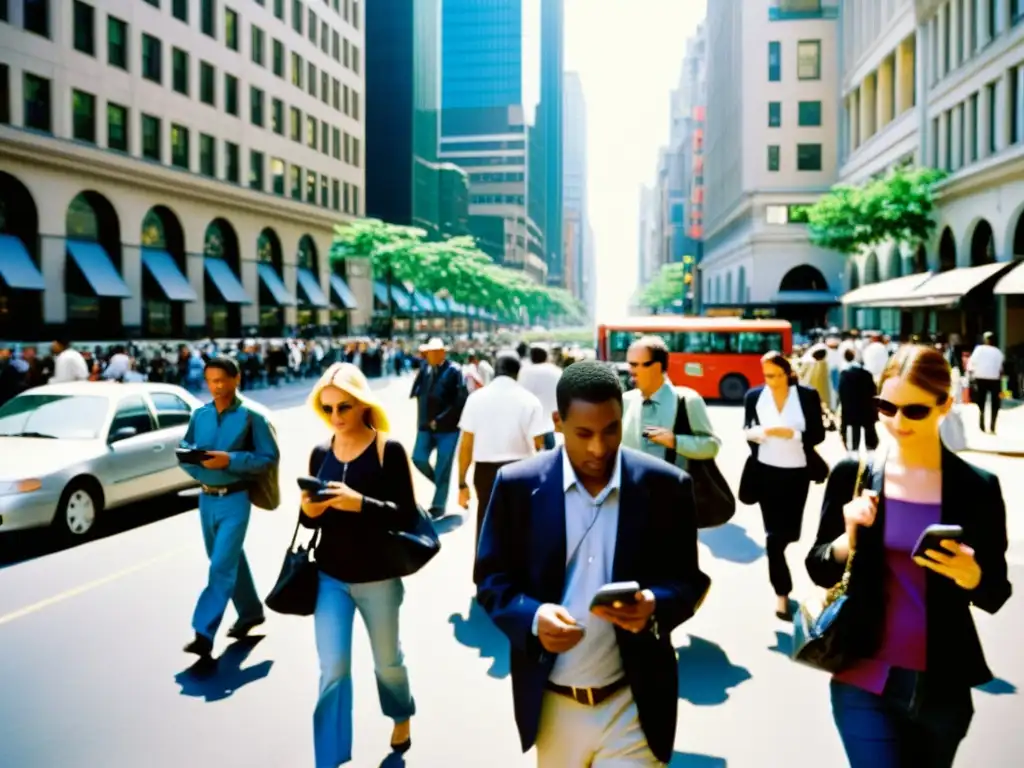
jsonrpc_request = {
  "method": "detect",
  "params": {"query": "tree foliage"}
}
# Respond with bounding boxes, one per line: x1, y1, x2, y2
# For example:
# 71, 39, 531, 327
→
639, 262, 687, 310
329, 219, 584, 324
805, 166, 948, 254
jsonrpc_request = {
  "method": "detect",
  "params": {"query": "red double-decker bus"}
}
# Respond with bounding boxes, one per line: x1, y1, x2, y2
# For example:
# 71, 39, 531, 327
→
596, 317, 794, 401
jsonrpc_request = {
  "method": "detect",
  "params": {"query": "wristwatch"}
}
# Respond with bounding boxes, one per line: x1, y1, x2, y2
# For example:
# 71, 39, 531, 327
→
459, 482, 468, 490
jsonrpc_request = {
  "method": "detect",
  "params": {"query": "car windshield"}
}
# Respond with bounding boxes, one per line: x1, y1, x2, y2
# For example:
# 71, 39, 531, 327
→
0, 394, 110, 440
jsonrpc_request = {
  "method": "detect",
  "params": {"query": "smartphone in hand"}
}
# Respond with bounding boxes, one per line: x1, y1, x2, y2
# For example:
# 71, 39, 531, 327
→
590, 581, 642, 610
912, 524, 965, 559
297, 476, 331, 501
175, 448, 211, 465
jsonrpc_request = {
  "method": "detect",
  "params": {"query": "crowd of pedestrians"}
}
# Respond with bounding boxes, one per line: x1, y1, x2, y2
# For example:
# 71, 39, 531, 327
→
3, 324, 1010, 767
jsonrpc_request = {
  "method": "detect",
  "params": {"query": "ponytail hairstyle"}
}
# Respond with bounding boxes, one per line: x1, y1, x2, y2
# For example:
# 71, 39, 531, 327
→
761, 351, 798, 385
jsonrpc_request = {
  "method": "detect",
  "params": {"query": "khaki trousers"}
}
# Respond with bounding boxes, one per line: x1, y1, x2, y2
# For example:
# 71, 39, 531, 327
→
534, 687, 665, 767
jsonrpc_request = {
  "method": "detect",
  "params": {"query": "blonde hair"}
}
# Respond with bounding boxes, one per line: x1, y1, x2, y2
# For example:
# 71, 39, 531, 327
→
307, 362, 391, 432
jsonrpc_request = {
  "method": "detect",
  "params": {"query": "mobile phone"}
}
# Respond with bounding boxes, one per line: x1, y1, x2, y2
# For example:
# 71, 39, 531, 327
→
590, 581, 642, 610
912, 524, 964, 559
175, 448, 211, 465
297, 476, 331, 501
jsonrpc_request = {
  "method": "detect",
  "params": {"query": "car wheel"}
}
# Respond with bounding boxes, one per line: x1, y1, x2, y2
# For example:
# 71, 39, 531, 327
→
719, 374, 749, 403
54, 481, 102, 540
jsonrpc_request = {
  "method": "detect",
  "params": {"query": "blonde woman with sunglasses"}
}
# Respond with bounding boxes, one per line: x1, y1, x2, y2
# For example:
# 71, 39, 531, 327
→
301, 363, 418, 767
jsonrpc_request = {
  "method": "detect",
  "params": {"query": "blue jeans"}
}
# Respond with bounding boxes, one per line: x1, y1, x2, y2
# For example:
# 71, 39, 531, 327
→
313, 573, 415, 768
191, 491, 263, 640
412, 429, 459, 510
830, 670, 973, 768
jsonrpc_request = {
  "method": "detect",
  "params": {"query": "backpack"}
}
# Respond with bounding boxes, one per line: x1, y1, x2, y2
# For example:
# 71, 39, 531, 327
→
244, 409, 281, 511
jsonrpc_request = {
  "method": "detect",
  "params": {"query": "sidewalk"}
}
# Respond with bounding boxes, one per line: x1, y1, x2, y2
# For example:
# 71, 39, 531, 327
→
959, 400, 1024, 457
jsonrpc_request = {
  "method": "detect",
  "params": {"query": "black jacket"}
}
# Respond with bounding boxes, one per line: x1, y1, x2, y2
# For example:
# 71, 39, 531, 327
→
838, 363, 878, 425
410, 359, 466, 432
475, 448, 710, 764
806, 448, 1011, 688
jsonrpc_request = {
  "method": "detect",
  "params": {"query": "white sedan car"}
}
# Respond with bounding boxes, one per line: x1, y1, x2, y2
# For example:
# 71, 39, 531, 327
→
0, 382, 203, 539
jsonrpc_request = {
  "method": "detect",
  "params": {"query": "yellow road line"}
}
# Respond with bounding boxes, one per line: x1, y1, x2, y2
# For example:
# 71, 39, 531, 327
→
0, 547, 187, 628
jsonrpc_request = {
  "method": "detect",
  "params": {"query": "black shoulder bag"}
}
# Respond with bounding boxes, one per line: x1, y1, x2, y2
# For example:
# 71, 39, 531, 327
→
264, 442, 329, 617
666, 393, 736, 529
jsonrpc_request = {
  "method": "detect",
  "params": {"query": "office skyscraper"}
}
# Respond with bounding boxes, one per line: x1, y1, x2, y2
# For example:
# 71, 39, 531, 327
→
439, 0, 563, 285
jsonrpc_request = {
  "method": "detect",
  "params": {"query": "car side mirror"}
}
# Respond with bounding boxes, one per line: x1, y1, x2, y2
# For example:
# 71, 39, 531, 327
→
109, 426, 138, 444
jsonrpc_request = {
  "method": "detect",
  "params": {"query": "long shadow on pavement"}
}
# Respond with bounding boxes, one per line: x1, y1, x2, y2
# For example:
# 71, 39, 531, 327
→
677, 635, 752, 706
449, 598, 510, 679
0, 492, 197, 570
669, 752, 727, 767
174, 636, 273, 702
977, 677, 1017, 695
698, 523, 765, 565
768, 629, 793, 658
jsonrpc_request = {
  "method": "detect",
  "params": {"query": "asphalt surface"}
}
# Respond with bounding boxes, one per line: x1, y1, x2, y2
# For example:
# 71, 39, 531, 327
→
0, 374, 1020, 767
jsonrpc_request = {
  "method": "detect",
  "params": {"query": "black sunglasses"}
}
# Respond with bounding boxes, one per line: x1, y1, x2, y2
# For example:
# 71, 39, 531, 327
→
873, 397, 934, 421
320, 402, 354, 415
626, 360, 658, 369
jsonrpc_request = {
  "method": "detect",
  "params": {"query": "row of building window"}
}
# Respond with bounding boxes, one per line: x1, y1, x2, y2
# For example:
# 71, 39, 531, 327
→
17, 71, 361, 215
766, 143, 823, 172
67, 4, 361, 124
471, 195, 526, 205
929, 0, 1024, 89
930, 64, 1024, 171
768, 100, 822, 127
768, 39, 822, 82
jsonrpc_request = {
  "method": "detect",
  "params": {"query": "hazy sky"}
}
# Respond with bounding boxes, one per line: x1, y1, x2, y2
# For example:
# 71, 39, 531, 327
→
564, 0, 706, 319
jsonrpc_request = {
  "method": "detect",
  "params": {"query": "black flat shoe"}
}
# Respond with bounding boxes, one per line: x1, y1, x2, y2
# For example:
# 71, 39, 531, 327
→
390, 738, 411, 754
226, 616, 265, 639
183, 633, 213, 657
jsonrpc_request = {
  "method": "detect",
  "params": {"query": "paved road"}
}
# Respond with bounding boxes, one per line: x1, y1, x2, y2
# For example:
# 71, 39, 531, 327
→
0, 375, 1020, 767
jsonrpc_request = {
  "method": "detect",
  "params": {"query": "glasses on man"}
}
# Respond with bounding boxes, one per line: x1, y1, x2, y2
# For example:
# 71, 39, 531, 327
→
626, 360, 657, 369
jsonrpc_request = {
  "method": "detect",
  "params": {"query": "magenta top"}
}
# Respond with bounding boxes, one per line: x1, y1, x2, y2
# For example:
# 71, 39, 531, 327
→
834, 498, 940, 694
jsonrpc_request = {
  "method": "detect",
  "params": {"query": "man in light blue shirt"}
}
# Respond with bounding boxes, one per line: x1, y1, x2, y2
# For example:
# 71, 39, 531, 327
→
621, 336, 720, 468
179, 357, 279, 659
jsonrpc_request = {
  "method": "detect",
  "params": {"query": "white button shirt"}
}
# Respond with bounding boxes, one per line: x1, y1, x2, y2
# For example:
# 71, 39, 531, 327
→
458, 376, 547, 462
533, 448, 624, 689
518, 362, 562, 432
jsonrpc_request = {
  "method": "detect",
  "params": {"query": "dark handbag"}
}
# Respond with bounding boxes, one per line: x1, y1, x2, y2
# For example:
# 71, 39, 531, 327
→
373, 433, 441, 577
666, 393, 735, 528
792, 451, 873, 672
265, 516, 320, 616
738, 455, 762, 506
806, 448, 830, 484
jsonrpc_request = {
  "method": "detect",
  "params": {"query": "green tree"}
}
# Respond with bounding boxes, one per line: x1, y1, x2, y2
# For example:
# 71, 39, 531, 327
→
640, 262, 686, 312
805, 166, 947, 255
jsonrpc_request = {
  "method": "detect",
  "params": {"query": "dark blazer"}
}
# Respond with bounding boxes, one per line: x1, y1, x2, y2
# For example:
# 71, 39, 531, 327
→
838, 363, 878, 425
409, 359, 465, 432
474, 447, 710, 764
742, 384, 826, 459
806, 448, 1012, 688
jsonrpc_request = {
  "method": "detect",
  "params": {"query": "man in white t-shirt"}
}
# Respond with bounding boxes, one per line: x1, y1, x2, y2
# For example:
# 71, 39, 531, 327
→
48, 340, 90, 383
457, 351, 548, 548
518, 344, 562, 449
967, 331, 1005, 433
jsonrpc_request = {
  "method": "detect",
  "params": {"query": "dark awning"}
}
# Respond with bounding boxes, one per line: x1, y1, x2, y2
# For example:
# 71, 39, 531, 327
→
899, 261, 1016, 307
204, 258, 252, 304
141, 248, 197, 302
374, 280, 413, 313
296, 267, 330, 308
66, 240, 131, 298
257, 263, 297, 306
330, 274, 358, 310
0, 234, 45, 291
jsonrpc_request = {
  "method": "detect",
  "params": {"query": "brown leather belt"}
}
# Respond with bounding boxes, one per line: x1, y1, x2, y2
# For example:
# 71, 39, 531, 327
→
546, 678, 628, 707
200, 481, 250, 497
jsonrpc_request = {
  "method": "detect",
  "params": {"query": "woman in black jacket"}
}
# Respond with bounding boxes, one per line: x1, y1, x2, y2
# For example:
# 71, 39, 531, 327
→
742, 351, 826, 619
806, 344, 1011, 767
301, 363, 421, 767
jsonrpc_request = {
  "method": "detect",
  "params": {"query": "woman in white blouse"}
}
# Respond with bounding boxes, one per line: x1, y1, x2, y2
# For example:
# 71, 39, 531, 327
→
741, 351, 827, 619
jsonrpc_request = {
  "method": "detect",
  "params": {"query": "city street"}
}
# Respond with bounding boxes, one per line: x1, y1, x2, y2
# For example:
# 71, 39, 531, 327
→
0, 375, 1020, 768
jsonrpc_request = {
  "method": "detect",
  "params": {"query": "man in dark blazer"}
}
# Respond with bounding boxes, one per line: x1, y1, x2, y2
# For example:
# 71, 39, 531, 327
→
475, 361, 710, 766
838, 348, 878, 451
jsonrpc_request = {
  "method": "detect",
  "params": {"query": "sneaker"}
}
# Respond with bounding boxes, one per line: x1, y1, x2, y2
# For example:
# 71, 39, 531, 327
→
183, 633, 213, 658
226, 616, 266, 639
428, 506, 445, 520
